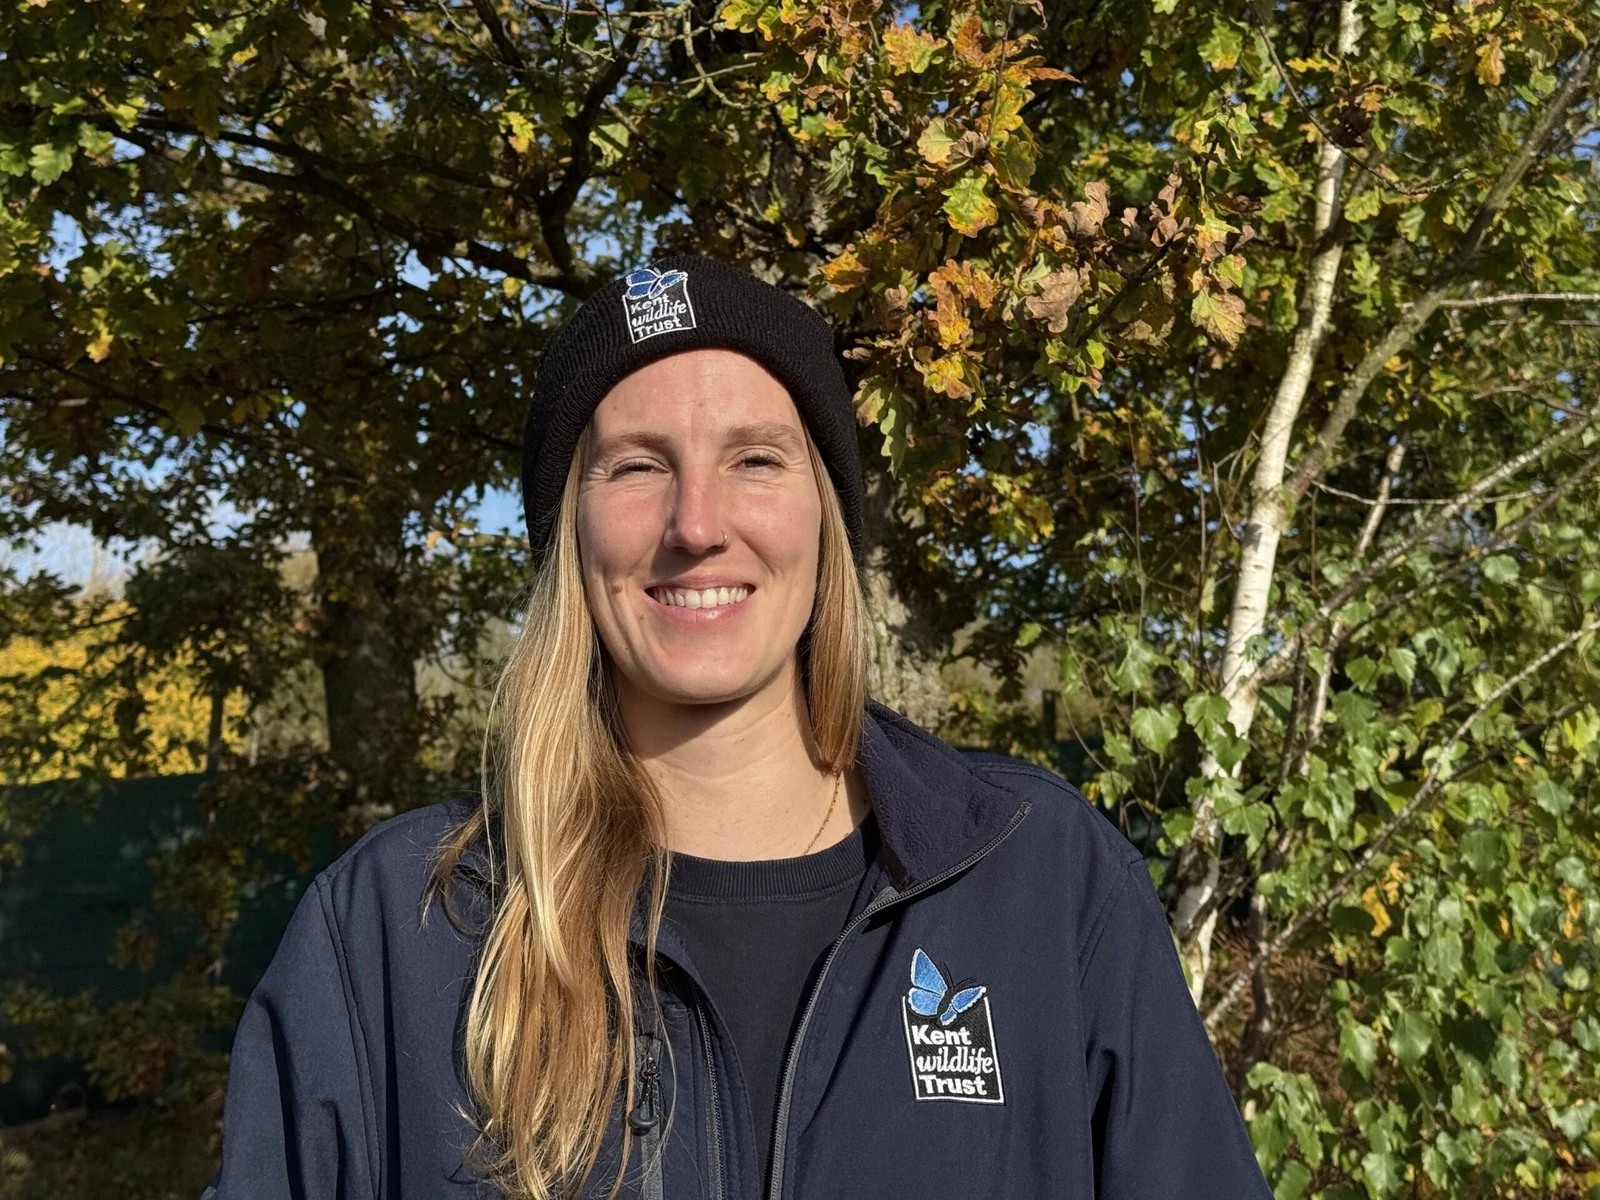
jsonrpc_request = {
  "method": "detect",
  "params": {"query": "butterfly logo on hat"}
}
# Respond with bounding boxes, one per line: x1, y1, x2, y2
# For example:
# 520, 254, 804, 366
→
620, 265, 696, 343
624, 266, 688, 301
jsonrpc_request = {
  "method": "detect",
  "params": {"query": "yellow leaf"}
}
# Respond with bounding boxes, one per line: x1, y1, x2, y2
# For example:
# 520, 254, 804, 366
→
500, 111, 535, 155
821, 248, 869, 290
1476, 36, 1505, 87
1360, 885, 1393, 937
86, 328, 114, 362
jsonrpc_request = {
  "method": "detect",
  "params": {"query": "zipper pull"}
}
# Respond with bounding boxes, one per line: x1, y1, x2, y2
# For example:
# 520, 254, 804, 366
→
629, 1033, 662, 1134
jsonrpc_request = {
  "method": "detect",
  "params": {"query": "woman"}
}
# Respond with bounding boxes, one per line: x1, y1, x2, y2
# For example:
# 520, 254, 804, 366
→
200, 255, 1271, 1200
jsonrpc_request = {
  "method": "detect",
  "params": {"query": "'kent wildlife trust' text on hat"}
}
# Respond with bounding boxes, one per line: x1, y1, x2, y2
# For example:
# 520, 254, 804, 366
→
520, 254, 865, 569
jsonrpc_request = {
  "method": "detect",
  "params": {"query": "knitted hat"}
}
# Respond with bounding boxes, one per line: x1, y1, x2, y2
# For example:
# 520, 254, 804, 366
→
520, 254, 864, 569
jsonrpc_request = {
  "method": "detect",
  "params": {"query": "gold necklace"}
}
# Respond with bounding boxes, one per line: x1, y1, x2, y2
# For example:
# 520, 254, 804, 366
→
800, 769, 844, 855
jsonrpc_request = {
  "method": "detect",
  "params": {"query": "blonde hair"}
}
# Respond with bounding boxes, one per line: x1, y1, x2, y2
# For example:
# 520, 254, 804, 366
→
421, 412, 870, 1199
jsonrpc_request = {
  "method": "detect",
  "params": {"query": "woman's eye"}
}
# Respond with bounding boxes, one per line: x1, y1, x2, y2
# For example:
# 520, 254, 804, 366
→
742, 454, 782, 468
612, 462, 653, 476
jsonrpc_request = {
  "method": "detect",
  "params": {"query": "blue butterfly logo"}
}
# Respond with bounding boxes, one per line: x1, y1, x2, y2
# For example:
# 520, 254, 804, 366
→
907, 947, 986, 1027
624, 266, 688, 300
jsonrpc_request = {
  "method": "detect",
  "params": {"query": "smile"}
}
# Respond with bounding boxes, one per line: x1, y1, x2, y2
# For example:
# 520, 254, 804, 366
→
645, 585, 752, 610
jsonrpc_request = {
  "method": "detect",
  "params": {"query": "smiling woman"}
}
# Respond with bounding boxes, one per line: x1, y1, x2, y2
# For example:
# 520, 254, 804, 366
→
198, 255, 1272, 1200
575, 350, 827, 761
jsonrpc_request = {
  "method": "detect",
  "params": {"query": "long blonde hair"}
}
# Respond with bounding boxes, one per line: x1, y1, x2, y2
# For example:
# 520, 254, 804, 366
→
421, 413, 870, 1199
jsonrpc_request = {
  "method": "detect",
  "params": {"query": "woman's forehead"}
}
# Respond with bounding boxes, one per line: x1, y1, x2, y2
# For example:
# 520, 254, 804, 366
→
590, 348, 804, 439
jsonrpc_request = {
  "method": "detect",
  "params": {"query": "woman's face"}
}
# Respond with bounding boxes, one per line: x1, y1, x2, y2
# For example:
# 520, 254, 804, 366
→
576, 347, 823, 710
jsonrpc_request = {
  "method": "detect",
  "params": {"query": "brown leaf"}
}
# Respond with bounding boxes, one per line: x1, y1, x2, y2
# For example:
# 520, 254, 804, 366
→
929, 264, 972, 348
1024, 266, 1087, 333
1064, 180, 1110, 237
952, 13, 997, 69
864, 285, 910, 333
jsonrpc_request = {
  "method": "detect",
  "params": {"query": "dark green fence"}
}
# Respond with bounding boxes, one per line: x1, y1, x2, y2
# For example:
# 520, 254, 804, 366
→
0, 774, 340, 1124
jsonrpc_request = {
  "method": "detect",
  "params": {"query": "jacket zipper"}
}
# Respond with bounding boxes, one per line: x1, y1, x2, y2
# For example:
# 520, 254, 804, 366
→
763, 798, 1032, 1200
693, 997, 726, 1200
629, 1028, 664, 1200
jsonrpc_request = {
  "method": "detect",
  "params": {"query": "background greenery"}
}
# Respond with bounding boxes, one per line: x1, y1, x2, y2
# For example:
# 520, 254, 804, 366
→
3, 0, 1600, 1195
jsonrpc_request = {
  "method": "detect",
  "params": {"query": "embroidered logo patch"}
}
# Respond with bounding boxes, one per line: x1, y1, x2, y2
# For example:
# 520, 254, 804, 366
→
620, 265, 696, 343
901, 946, 1004, 1103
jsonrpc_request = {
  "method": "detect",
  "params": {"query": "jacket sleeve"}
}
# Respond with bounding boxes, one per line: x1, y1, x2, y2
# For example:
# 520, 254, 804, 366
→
199, 876, 378, 1200
1079, 853, 1272, 1199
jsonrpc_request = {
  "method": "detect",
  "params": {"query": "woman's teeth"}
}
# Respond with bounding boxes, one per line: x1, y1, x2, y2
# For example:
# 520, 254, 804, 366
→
650, 585, 751, 609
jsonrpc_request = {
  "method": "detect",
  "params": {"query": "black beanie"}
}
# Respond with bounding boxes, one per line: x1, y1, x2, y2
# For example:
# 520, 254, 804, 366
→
520, 254, 864, 569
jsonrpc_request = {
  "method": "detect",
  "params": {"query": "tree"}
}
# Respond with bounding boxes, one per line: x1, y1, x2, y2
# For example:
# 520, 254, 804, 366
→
3, 0, 1599, 1192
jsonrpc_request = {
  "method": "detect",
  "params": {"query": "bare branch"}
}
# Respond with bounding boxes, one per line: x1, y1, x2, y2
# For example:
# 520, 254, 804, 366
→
471, 0, 529, 74
1440, 291, 1600, 309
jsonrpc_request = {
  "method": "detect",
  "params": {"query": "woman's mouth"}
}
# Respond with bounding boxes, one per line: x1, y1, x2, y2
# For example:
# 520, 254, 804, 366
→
645, 584, 753, 610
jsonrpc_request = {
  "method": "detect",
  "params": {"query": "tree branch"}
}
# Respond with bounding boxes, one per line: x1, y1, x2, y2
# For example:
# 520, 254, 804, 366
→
112, 127, 585, 296
1282, 34, 1600, 502
1204, 613, 1600, 1031
1439, 291, 1600, 309
1246, 402, 1600, 697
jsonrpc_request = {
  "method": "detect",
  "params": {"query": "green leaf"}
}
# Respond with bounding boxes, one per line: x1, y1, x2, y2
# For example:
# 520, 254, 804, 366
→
1460, 828, 1502, 875
1532, 778, 1573, 815
1274, 1160, 1313, 1200
942, 172, 998, 237
1185, 692, 1231, 737
1111, 639, 1163, 694
1386, 647, 1416, 688
1340, 1013, 1379, 1081
29, 142, 74, 185
1361, 1149, 1405, 1197
1161, 808, 1195, 845
588, 119, 631, 169
917, 118, 958, 166
1422, 929, 1462, 977
819, 140, 856, 196
990, 134, 1037, 190
1131, 704, 1181, 754
1190, 287, 1246, 348
1346, 656, 1379, 691
1481, 555, 1519, 584
1390, 1010, 1433, 1068
1198, 17, 1244, 69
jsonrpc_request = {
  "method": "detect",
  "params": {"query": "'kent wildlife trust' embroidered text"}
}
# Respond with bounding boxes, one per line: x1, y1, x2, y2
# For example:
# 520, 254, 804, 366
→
901, 947, 1005, 1103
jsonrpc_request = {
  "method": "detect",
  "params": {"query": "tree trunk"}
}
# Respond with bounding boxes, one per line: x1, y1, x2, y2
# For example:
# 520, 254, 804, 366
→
856, 437, 975, 730
1169, 0, 1362, 1005
311, 522, 425, 820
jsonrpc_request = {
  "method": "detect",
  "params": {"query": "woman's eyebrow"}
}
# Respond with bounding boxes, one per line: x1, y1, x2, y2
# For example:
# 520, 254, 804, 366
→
591, 422, 803, 459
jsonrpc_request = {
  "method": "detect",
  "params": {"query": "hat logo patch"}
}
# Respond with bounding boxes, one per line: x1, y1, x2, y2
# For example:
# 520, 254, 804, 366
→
621, 266, 696, 343
902, 947, 1004, 1104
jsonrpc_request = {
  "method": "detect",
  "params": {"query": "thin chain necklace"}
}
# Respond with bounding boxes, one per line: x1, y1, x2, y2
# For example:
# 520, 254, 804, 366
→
800, 769, 844, 855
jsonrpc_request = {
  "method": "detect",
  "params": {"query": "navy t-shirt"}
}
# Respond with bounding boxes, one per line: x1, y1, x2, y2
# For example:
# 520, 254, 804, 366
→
661, 811, 880, 1193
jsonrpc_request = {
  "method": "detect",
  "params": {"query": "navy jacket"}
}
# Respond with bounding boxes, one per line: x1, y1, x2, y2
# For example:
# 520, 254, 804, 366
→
200, 698, 1271, 1199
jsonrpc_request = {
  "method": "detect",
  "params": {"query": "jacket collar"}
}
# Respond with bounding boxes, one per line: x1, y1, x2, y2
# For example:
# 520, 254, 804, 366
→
625, 697, 1026, 947
452, 700, 1026, 939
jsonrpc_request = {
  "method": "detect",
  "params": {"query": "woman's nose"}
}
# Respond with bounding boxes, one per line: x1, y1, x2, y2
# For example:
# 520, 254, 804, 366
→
663, 466, 727, 555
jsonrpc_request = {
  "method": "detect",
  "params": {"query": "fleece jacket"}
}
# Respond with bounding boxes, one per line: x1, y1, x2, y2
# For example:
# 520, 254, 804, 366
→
199, 697, 1273, 1200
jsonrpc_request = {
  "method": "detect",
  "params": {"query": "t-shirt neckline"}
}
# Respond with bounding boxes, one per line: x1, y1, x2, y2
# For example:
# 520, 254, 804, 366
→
664, 810, 880, 902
